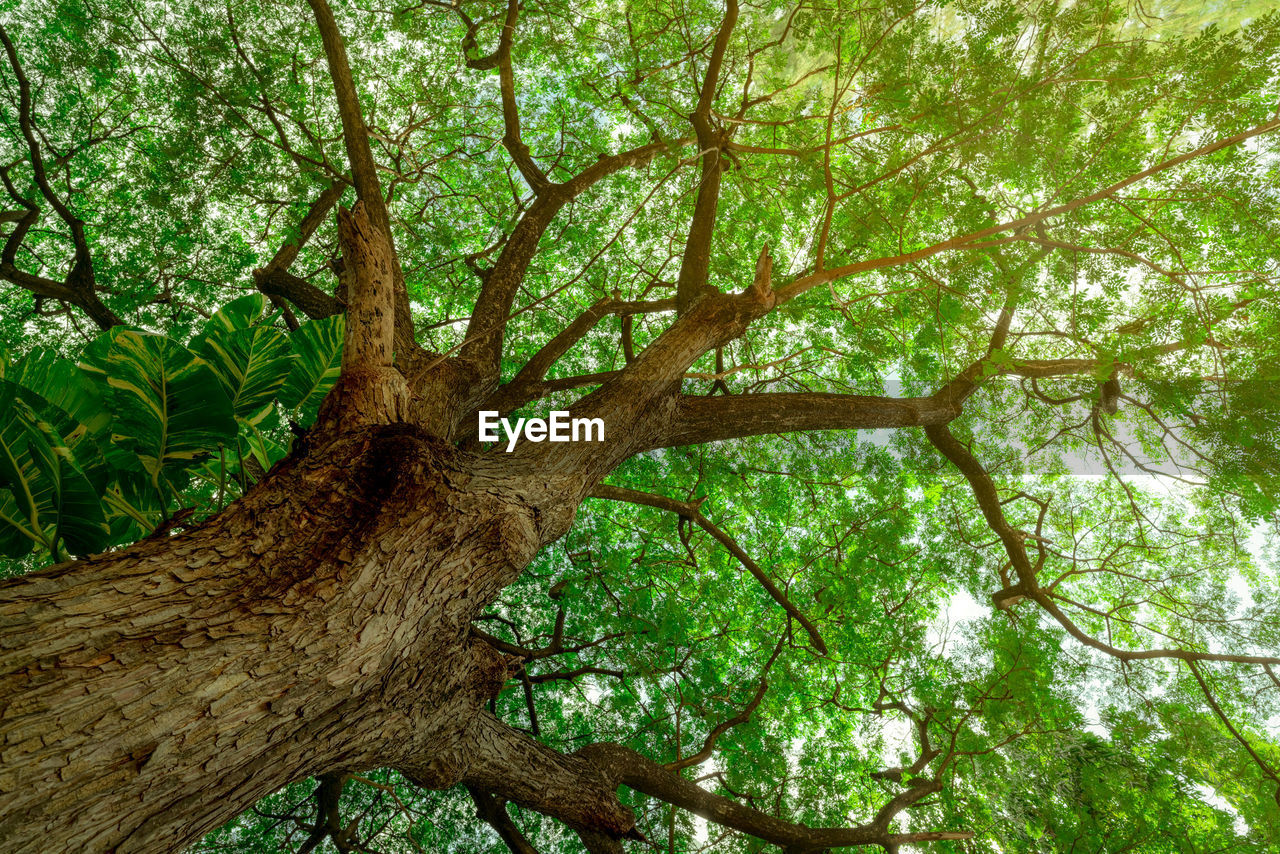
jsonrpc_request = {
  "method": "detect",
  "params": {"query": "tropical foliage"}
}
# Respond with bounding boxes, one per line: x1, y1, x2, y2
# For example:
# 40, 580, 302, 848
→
0, 294, 342, 567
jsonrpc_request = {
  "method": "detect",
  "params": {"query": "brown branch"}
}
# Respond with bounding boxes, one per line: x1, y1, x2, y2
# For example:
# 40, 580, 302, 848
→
303, 0, 383, 224
492, 0, 549, 193
467, 787, 541, 854
774, 116, 1280, 305
650, 392, 957, 450
0, 24, 84, 242
456, 7, 504, 71
517, 297, 676, 387
666, 637, 783, 773
0, 169, 39, 267
459, 140, 687, 387
1186, 661, 1280, 803
448, 711, 637, 838
643, 273, 1053, 452
674, 0, 738, 314
447, 712, 970, 852
578, 740, 967, 851
304, 0, 414, 351
337, 202, 395, 372
644, 353, 1123, 450
255, 269, 344, 320
459, 297, 676, 433
525, 665, 628, 684
261, 180, 346, 276
502, 276, 778, 497
296, 773, 346, 854
0, 23, 121, 329
1034, 592, 1280, 666
314, 202, 411, 431
589, 483, 827, 655
253, 181, 347, 319
926, 421, 1280, 666
924, 423, 1038, 588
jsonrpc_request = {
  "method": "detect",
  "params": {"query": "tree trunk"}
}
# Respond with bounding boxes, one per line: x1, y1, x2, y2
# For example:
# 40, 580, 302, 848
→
0, 425, 552, 853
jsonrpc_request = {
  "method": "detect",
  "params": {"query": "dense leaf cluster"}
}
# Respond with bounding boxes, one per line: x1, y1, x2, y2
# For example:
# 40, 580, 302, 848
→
0, 295, 341, 567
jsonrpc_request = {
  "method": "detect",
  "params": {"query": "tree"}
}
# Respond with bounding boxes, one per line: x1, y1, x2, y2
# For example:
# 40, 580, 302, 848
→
1, 0, 1279, 851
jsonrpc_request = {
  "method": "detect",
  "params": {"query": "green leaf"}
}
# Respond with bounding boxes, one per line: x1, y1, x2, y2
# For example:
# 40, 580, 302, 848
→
240, 418, 289, 474
81, 329, 238, 497
5, 346, 111, 441
192, 326, 297, 425
0, 383, 109, 559
279, 316, 344, 419
202, 293, 275, 334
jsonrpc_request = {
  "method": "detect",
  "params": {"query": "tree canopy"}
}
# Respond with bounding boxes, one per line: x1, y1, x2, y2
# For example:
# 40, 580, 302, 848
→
1, 0, 1279, 851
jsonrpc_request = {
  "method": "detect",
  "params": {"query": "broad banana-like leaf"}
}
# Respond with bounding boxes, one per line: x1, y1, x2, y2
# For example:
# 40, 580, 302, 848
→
102, 469, 165, 538
193, 327, 296, 425
6, 346, 111, 441
202, 293, 275, 334
241, 418, 289, 472
0, 349, 112, 492
78, 327, 158, 475
279, 315, 344, 418
0, 383, 110, 560
80, 329, 237, 495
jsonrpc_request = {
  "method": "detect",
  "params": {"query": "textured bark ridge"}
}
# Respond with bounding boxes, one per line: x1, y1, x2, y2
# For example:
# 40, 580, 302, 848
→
317, 201, 412, 431
0, 428, 553, 853
0, 86, 805, 846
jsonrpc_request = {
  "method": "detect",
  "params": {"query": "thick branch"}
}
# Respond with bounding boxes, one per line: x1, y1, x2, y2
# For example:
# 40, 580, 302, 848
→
255, 269, 344, 320
512, 297, 676, 391
253, 181, 347, 319
315, 202, 410, 430
467, 787, 541, 854
924, 423, 1037, 586
642, 274, 1117, 452
578, 741, 967, 851
450, 711, 636, 837
459, 140, 689, 386
651, 392, 957, 450
305, 0, 414, 351
337, 202, 395, 372
674, 0, 738, 314
492, 0, 549, 193
303, 0, 383, 224
0, 258, 78, 304
0, 172, 38, 267
451, 713, 970, 852
296, 774, 346, 854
